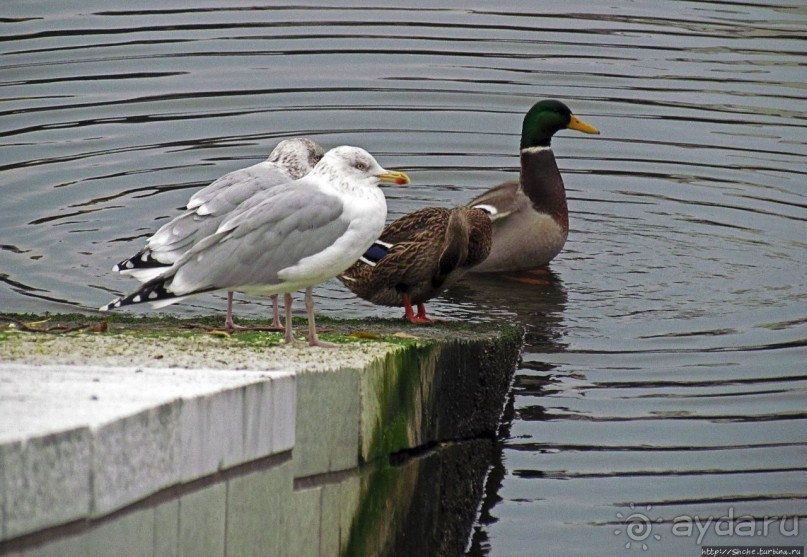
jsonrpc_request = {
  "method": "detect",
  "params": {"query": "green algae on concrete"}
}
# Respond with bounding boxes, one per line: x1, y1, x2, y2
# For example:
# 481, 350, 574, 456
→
0, 313, 424, 372
344, 328, 522, 557
360, 329, 522, 462
0, 312, 523, 557
349, 437, 494, 557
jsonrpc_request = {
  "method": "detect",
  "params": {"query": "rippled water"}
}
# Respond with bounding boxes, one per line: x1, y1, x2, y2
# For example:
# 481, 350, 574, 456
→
2, 2, 805, 555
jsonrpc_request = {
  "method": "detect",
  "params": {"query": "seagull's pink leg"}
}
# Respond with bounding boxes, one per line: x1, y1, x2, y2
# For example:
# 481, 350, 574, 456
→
224, 291, 247, 332
270, 294, 283, 329
305, 287, 337, 348
283, 292, 296, 344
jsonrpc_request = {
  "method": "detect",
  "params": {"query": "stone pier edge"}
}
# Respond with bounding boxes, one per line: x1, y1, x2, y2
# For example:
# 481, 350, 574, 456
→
0, 321, 523, 557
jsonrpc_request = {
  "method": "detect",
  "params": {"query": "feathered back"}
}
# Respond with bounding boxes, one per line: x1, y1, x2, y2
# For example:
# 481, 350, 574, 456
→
339, 206, 492, 308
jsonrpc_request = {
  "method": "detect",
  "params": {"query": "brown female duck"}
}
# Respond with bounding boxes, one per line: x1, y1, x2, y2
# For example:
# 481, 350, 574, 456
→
339, 206, 492, 323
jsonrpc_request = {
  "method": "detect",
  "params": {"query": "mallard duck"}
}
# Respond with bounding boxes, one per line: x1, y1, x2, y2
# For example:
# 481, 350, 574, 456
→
339, 206, 492, 323
467, 99, 599, 273
101, 146, 410, 347
112, 138, 325, 332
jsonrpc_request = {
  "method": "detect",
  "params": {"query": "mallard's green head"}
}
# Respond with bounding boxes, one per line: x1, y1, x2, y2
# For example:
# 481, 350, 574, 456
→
520, 99, 600, 149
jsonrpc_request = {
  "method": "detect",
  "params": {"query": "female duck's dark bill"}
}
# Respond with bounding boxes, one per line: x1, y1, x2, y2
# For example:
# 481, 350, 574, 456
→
377, 170, 410, 185
568, 115, 600, 135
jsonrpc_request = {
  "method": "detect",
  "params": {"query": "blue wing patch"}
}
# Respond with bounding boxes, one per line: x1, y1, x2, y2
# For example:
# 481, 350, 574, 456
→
360, 241, 392, 266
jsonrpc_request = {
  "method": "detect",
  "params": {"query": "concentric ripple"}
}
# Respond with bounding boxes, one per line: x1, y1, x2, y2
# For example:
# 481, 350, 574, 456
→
1, 2, 805, 555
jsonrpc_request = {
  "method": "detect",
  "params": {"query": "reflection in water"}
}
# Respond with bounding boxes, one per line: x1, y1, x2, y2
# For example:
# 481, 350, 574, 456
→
446, 270, 568, 348
452, 274, 571, 557
451, 272, 572, 556
1, 1, 806, 555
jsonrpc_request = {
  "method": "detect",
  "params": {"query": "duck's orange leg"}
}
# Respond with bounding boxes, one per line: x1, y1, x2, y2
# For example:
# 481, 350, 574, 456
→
402, 294, 432, 324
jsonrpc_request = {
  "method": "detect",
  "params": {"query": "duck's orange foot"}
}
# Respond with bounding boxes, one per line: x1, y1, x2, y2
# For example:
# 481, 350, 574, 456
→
405, 314, 433, 325
402, 295, 434, 325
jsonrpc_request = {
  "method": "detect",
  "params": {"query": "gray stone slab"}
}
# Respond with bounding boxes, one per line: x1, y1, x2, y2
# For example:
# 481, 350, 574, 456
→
0, 363, 296, 539
2, 429, 91, 540
271, 371, 296, 454
179, 389, 244, 482
153, 498, 179, 557
21, 533, 88, 557
178, 483, 226, 557
339, 474, 362, 555
293, 368, 360, 479
281, 486, 322, 557
319, 483, 341, 557
242, 379, 274, 462
225, 460, 293, 557
93, 402, 181, 516
85, 507, 154, 557
0, 364, 290, 445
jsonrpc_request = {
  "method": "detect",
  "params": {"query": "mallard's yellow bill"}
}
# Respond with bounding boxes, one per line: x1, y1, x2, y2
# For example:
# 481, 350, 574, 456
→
568, 114, 600, 135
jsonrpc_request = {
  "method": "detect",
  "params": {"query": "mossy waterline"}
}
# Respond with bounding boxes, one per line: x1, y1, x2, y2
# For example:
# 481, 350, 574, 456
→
343, 332, 522, 557
0, 312, 522, 557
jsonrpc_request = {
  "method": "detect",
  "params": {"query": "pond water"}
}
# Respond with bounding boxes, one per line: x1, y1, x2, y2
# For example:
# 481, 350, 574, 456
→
2, 2, 805, 555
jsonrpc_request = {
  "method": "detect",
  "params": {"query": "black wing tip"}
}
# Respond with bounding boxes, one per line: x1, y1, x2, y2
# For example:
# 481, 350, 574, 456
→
101, 279, 176, 310
113, 249, 168, 273
99, 296, 125, 311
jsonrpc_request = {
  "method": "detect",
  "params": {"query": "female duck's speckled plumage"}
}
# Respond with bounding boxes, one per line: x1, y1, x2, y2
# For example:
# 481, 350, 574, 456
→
339, 206, 492, 323
101, 146, 410, 346
468, 100, 599, 273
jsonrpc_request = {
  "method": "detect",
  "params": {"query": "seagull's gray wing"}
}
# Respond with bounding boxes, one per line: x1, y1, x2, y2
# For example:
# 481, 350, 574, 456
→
186, 163, 291, 216
168, 182, 349, 295
144, 210, 217, 263
145, 164, 293, 261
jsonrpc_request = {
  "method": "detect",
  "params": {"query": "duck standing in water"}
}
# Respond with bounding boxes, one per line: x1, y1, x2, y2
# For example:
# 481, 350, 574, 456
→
467, 99, 599, 273
339, 206, 492, 323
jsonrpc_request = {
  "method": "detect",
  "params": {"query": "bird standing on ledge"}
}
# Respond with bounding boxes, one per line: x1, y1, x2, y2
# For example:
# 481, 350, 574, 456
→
101, 146, 410, 347
339, 206, 492, 323
113, 138, 325, 331
467, 99, 599, 273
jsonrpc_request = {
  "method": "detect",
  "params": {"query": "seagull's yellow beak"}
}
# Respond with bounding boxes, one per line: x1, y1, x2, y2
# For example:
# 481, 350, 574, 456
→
568, 114, 600, 135
377, 170, 411, 186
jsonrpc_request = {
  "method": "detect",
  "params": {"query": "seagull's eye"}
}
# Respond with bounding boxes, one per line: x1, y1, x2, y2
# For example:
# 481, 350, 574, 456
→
354, 162, 366, 171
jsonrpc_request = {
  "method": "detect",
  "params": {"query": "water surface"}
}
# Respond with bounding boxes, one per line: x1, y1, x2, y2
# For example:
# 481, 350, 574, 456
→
2, 2, 805, 555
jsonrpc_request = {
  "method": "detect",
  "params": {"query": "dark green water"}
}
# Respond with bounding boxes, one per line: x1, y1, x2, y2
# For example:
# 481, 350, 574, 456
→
2, 2, 805, 555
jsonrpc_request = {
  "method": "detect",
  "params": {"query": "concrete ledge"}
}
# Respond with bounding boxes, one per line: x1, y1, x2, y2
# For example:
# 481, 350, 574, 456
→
1, 429, 91, 542
0, 364, 295, 541
0, 316, 522, 556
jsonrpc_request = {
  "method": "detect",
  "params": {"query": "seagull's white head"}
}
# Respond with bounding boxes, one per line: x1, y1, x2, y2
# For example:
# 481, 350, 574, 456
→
312, 146, 410, 192
268, 138, 326, 179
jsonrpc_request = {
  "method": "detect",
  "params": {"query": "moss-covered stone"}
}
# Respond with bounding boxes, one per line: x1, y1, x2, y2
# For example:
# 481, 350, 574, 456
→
344, 324, 522, 557
0, 312, 524, 557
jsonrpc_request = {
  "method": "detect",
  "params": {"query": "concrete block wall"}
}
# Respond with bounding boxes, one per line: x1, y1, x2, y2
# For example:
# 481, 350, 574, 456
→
0, 325, 522, 557
0, 364, 297, 555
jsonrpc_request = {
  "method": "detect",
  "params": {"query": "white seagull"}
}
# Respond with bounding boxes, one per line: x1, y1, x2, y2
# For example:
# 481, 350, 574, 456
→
101, 146, 410, 347
113, 138, 325, 331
